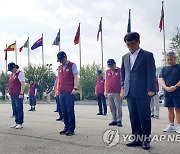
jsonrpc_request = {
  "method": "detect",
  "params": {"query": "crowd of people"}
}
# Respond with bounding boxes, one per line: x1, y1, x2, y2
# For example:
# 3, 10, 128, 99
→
7, 32, 180, 150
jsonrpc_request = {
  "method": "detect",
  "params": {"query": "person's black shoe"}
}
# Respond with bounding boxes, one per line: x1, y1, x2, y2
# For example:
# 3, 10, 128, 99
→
66, 131, 74, 136
56, 117, 63, 121
103, 113, 107, 116
126, 141, 142, 147
151, 115, 154, 118
109, 121, 117, 126
32, 107, 36, 111
59, 129, 68, 135
117, 121, 122, 127
54, 110, 58, 112
97, 113, 103, 115
142, 141, 150, 150
28, 108, 33, 111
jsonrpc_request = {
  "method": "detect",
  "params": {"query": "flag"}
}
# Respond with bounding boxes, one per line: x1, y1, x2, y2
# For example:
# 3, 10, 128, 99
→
19, 38, 29, 52
53, 31, 60, 45
4, 43, 16, 51
127, 9, 131, 33
74, 24, 80, 45
5, 51, 7, 60
97, 19, 102, 41
31, 37, 43, 50
159, 2, 164, 32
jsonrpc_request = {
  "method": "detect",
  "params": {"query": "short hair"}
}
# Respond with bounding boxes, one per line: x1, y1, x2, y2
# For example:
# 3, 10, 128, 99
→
167, 51, 177, 58
124, 32, 140, 43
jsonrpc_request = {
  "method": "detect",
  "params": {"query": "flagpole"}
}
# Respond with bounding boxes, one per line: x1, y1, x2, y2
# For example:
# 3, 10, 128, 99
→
42, 33, 44, 65
28, 37, 30, 66
100, 17, 104, 70
162, 1, 166, 66
59, 28, 61, 51
79, 23, 82, 70
6, 44, 8, 74
15, 41, 17, 64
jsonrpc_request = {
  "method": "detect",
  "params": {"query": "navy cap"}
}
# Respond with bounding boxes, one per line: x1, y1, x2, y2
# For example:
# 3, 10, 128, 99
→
97, 70, 102, 74
57, 51, 67, 62
8, 62, 16, 71
107, 59, 116, 67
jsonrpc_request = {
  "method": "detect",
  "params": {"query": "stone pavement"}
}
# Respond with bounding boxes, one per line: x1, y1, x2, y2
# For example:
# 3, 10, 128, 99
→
0, 103, 179, 154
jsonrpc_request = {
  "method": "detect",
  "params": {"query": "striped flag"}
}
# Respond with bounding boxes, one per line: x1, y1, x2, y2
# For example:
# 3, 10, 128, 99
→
19, 38, 29, 52
97, 19, 102, 41
127, 9, 131, 33
74, 24, 80, 45
159, 2, 164, 32
4, 43, 16, 51
53, 31, 60, 45
5, 51, 7, 60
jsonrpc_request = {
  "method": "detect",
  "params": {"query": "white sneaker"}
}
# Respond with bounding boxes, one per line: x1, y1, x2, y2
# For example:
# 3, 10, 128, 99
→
176, 125, 180, 134
15, 124, 23, 129
163, 124, 176, 132
10, 123, 18, 128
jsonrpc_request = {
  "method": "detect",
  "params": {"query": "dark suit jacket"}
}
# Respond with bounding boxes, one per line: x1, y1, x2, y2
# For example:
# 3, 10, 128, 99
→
121, 49, 156, 97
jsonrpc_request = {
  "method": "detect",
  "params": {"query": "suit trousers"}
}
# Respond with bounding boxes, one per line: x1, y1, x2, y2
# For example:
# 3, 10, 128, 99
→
107, 93, 122, 122
127, 94, 151, 142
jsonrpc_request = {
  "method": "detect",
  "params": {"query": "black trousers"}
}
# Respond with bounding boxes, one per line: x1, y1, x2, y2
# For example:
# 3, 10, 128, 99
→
97, 94, 107, 114
127, 95, 151, 142
55, 95, 63, 118
59, 93, 75, 132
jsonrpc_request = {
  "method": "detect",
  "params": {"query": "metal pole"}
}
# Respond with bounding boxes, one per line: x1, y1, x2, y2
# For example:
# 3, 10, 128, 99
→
162, 1, 166, 66
6, 44, 8, 74
27, 37, 30, 65
100, 17, 104, 70
79, 23, 82, 70
42, 34, 44, 65
59, 28, 61, 51
15, 41, 17, 64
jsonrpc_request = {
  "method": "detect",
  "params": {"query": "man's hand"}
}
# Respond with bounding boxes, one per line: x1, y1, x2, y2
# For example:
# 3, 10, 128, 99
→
120, 90, 125, 99
71, 89, 77, 95
147, 92, 155, 96
104, 92, 107, 97
19, 94, 23, 99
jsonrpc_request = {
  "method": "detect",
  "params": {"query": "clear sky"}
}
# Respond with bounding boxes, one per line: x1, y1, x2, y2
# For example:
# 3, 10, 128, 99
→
0, 0, 179, 73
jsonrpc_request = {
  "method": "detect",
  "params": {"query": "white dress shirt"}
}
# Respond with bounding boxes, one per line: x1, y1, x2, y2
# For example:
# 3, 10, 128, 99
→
13, 70, 25, 82
130, 48, 141, 70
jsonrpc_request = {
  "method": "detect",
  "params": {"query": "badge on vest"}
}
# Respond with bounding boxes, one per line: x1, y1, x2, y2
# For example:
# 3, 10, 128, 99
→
108, 73, 110, 76
66, 69, 69, 72
115, 73, 118, 76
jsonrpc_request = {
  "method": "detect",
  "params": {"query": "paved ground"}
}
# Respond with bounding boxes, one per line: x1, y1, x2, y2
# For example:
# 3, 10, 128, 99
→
0, 103, 179, 154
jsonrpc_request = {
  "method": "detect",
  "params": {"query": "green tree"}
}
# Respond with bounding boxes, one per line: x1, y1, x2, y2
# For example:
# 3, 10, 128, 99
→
0, 71, 9, 100
79, 63, 101, 100
169, 27, 180, 63
24, 65, 56, 100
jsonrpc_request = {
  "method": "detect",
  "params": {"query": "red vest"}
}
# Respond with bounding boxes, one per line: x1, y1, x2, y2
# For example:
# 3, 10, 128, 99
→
58, 62, 74, 93
29, 83, 36, 96
8, 71, 21, 95
106, 67, 121, 93
96, 77, 105, 94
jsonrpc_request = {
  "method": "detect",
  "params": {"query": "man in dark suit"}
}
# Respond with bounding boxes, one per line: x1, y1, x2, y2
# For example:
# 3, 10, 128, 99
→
120, 32, 156, 150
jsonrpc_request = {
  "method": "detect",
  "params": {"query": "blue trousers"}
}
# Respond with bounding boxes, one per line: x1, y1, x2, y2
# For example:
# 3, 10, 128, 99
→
59, 93, 75, 132
56, 95, 63, 118
29, 96, 36, 106
11, 95, 24, 124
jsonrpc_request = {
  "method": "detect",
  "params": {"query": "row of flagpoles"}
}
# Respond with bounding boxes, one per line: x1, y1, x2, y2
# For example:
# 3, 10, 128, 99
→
3, 1, 165, 73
